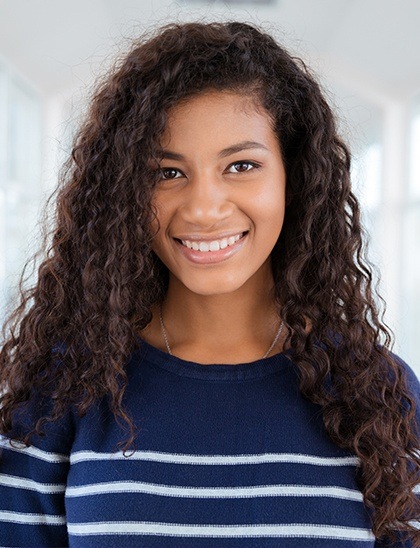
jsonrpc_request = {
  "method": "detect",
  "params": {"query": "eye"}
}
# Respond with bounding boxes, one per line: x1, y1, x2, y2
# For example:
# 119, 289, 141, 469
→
160, 167, 184, 180
226, 161, 260, 174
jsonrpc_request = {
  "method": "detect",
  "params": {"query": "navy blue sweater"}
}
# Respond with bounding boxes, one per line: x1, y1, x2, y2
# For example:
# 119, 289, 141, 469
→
0, 339, 419, 547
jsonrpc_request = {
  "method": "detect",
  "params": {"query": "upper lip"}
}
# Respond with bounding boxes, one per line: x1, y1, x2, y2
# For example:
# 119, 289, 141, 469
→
174, 230, 248, 242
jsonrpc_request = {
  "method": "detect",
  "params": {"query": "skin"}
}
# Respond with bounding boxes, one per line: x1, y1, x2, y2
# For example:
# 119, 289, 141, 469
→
140, 90, 289, 364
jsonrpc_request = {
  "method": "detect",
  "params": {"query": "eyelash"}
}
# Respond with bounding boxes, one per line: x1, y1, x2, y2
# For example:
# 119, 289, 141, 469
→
159, 161, 261, 180
227, 161, 261, 174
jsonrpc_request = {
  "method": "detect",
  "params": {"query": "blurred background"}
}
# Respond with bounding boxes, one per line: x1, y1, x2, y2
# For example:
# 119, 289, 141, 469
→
0, 0, 419, 376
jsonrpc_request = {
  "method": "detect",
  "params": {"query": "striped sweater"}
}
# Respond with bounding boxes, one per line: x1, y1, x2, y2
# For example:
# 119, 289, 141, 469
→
0, 339, 419, 547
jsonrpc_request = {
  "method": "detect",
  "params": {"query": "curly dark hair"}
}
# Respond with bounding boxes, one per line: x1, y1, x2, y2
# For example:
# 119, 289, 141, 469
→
1, 21, 419, 544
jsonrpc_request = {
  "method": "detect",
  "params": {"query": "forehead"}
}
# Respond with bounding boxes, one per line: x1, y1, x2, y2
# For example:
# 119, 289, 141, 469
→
160, 91, 277, 150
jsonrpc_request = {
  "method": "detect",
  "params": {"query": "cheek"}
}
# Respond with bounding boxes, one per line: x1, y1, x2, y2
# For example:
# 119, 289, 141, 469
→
151, 225, 169, 260
251, 184, 286, 230
150, 193, 170, 236
150, 199, 169, 258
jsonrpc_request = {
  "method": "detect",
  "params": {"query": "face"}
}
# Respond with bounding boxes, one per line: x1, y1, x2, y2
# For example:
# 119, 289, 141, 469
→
150, 90, 287, 297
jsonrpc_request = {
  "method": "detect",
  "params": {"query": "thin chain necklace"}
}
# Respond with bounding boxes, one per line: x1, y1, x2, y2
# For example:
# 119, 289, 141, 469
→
158, 303, 284, 359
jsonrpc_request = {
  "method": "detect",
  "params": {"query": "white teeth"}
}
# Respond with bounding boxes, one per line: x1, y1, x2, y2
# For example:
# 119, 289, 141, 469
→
181, 232, 244, 252
209, 241, 220, 252
199, 242, 210, 252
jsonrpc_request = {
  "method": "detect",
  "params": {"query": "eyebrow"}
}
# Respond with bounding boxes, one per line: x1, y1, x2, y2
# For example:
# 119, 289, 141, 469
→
158, 140, 269, 161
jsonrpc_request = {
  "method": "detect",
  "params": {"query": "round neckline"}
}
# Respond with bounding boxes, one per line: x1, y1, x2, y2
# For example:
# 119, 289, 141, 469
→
135, 337, 293, 381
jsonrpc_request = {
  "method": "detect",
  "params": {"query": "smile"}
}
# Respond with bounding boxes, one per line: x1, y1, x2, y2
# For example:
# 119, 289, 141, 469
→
173, 231, 249, 265
180, 232, 245, 252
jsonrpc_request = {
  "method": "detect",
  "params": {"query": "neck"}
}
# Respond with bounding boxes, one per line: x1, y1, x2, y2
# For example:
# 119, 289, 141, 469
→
146, 266, 286, 364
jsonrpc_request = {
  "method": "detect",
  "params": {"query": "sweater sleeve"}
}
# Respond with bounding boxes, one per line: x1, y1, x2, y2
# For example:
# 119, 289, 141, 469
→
0, 396, 73, 547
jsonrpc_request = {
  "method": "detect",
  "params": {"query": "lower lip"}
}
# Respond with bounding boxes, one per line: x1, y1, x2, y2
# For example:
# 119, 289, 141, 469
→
174, 233, 248, 265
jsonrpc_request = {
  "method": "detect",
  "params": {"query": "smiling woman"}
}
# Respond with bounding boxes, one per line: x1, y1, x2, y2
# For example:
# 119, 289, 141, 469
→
142, 91, 288, 363
0, 21, 419, 548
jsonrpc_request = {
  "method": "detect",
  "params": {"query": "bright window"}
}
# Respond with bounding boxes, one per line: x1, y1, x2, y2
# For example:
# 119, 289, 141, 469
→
401, 97, 420, 373
0, 62, 42, 319
409, 106, 420, 199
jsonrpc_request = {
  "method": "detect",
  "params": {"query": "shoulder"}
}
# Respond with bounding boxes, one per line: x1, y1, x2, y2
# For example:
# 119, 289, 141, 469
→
385, 351, 420, 433
3, 399, 75, 456
2, 371, 76, 456
387, 351, 419, 392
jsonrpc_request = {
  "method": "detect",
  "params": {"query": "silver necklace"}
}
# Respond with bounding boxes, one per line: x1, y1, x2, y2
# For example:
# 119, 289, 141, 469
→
158, 303, 284, 359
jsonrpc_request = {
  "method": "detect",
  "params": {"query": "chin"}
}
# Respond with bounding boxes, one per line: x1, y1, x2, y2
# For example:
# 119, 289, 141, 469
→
180, 274, 248, 297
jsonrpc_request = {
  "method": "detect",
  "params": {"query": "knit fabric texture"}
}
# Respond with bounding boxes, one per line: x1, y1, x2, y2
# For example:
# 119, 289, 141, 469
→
0, 339, 418, 547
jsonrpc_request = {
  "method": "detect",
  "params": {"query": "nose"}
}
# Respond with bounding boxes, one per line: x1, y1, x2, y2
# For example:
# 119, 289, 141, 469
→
180, 172, 234, 227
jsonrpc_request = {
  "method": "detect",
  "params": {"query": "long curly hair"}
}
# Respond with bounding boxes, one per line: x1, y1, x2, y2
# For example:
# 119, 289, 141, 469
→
1, 21, 419, 544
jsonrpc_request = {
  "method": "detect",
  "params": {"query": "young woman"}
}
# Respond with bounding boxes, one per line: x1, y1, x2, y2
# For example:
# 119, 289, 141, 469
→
0, 21, 419, 547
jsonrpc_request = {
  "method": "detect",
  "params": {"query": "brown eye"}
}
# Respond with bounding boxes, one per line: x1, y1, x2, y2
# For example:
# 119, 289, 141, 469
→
227, 161, 258, 173
161, 168, 183, 180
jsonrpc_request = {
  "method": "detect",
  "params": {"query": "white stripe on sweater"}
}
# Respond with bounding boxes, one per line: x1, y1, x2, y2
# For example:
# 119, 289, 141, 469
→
0, 473, 65, 494
0, 510, 66, 525
0, 436, 69, 464
70, 450, 359, 467
66, 481, 363, 501
67, 521, 375, 540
